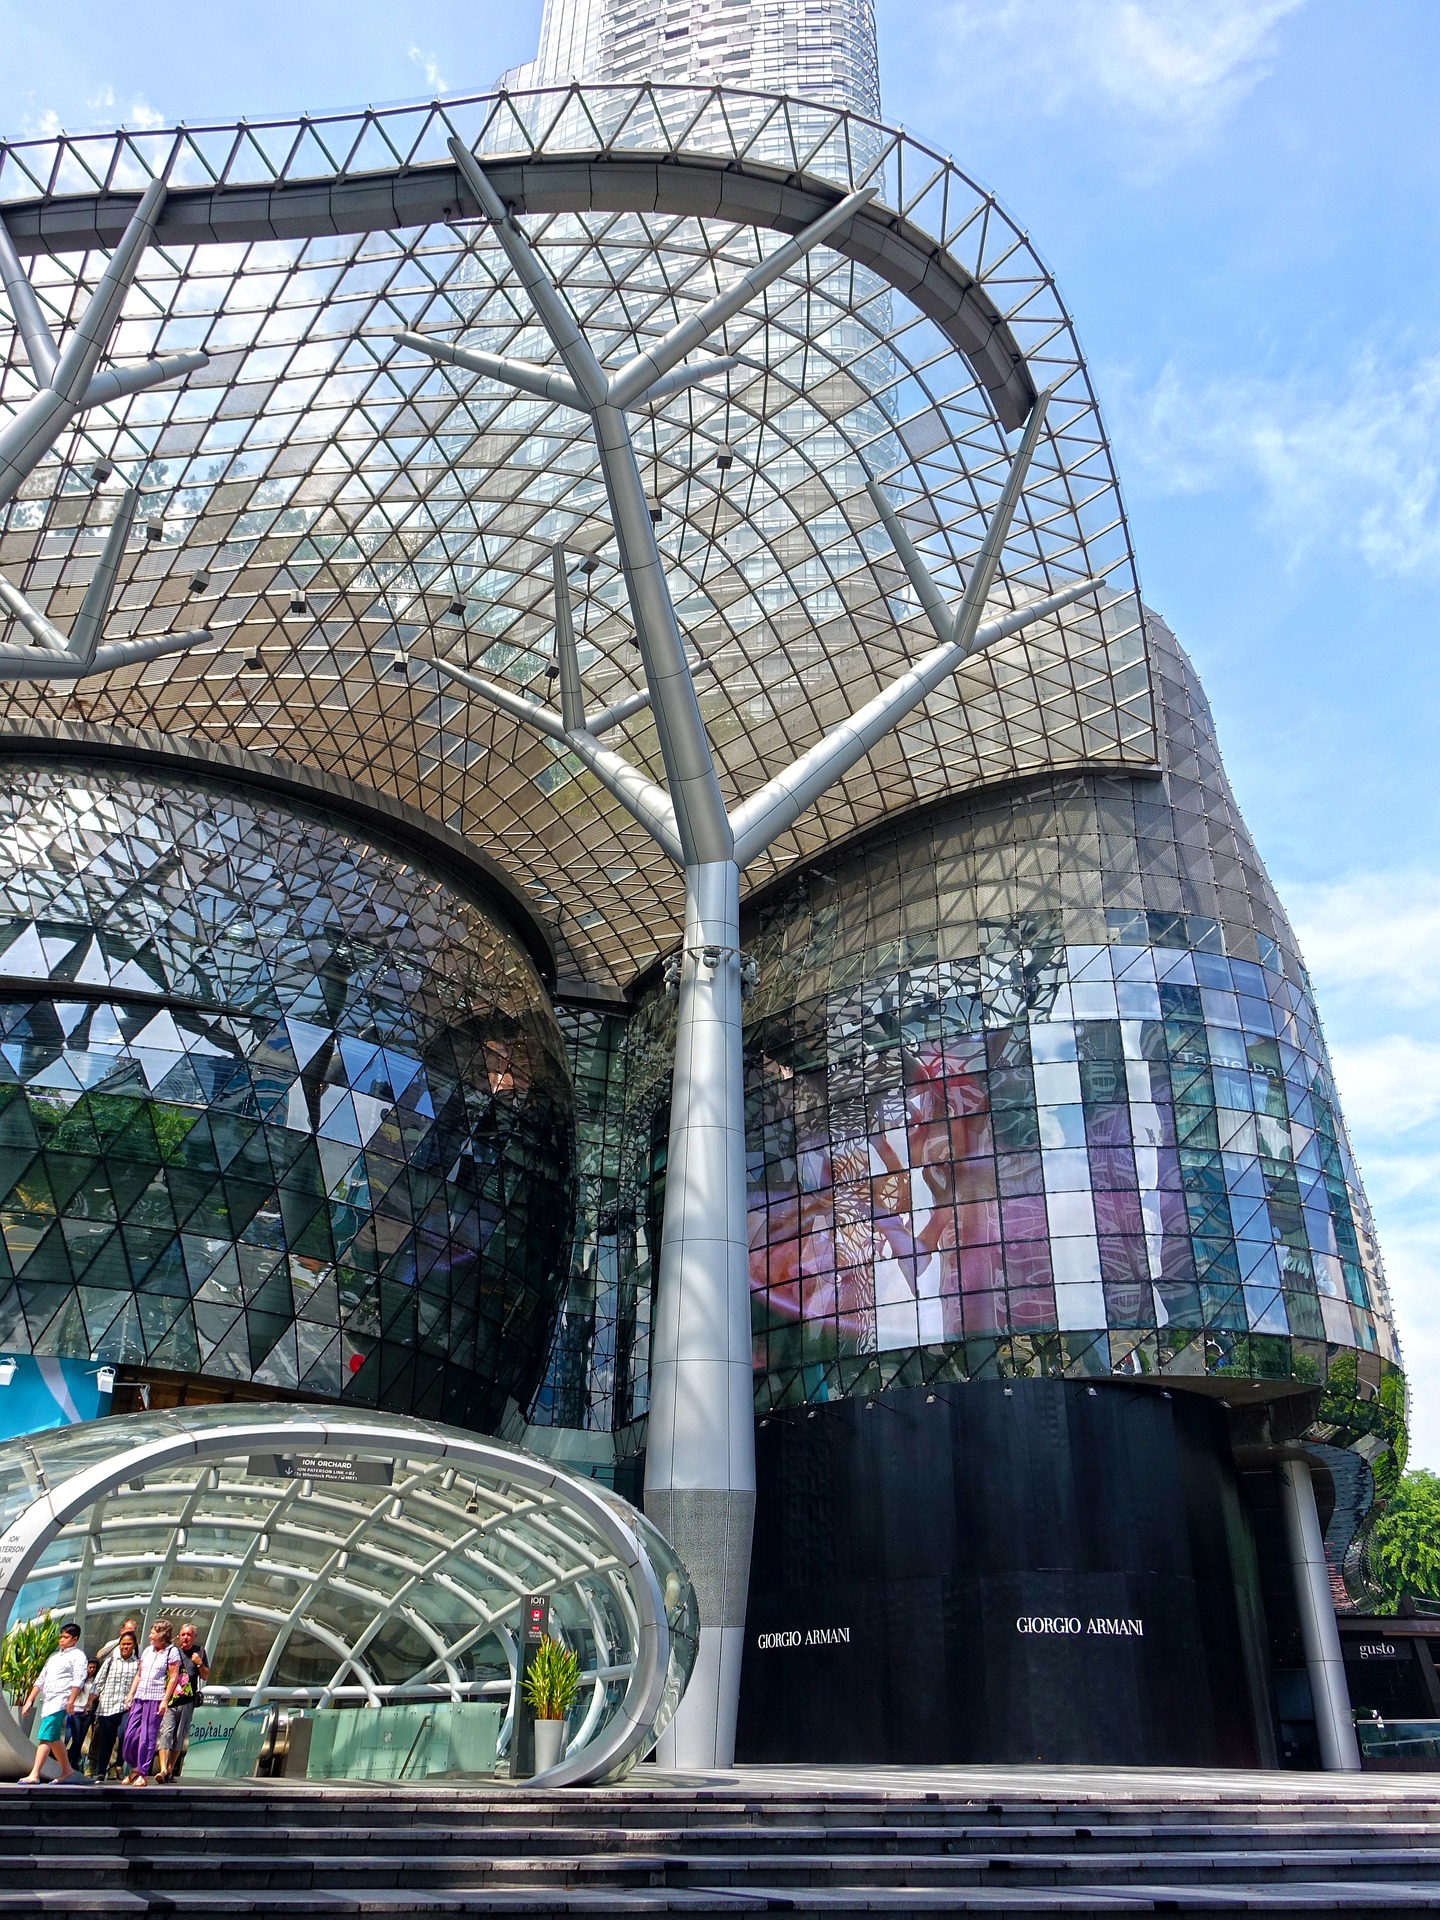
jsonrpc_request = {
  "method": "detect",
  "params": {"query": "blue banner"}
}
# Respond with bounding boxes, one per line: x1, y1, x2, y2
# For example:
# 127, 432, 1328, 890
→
0, 1356, 113, 1440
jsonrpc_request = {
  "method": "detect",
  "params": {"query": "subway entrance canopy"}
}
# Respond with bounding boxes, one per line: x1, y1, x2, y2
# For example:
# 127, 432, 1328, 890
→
0, 80, 1143, 992
0, 1405, 697, 1783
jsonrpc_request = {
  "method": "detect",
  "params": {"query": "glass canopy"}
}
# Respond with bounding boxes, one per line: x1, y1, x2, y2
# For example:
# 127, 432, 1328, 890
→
0, 1402, 697, 1784
0, 82, 1145, 992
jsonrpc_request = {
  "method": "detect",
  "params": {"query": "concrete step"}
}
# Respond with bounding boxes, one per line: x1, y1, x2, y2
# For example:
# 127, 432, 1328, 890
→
76, 1845, 1440, 1893
7, 1820, 1432, 1858
1, 1883, 1440, 1916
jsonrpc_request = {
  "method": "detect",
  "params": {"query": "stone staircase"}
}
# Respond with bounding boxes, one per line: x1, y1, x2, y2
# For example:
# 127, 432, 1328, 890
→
0, 1775, 1438, 1915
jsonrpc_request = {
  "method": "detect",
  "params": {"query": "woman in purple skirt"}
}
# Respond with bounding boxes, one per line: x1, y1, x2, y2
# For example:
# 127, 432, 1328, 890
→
119, 1621, 181, 1786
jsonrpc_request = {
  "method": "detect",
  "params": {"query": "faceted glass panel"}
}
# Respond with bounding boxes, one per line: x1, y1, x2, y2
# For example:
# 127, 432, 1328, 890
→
0, 760, 574, 1430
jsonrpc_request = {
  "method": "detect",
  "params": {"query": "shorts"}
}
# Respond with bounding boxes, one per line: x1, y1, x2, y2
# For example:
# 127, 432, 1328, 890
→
159, 1699, 195, 1751
34, 1710, 66, 1744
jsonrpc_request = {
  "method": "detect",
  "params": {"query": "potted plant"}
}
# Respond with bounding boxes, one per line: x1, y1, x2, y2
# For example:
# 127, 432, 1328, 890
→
1, 1611, 59, 1716
523, 1634, 580, 1774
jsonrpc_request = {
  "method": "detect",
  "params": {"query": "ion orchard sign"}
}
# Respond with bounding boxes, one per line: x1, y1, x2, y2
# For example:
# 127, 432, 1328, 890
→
1016, 1617, 1145, 1637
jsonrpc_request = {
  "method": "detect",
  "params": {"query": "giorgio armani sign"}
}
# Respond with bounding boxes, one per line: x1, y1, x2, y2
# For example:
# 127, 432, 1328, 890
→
755, 1627, 852, 1650
1016, 1616, 1145, 1637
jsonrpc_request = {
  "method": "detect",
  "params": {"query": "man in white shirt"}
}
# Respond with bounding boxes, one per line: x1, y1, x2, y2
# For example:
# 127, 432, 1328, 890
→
19, 1621, 88, 1784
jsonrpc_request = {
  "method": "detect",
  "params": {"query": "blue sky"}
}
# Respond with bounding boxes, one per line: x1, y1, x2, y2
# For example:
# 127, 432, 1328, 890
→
2, 0, 1436, 1464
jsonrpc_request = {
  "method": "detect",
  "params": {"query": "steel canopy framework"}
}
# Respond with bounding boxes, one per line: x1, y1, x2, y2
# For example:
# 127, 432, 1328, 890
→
0, 1404, 697, 1783
0, 82, 1148, 992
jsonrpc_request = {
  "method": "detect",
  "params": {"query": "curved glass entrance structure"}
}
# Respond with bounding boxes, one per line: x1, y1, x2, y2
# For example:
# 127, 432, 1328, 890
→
0, 1403, 697, 1784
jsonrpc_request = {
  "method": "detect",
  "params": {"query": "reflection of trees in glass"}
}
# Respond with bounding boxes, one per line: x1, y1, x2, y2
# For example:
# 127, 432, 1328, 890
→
1319, 1350, 1409, 1501
1369, 1471, 1440, 1614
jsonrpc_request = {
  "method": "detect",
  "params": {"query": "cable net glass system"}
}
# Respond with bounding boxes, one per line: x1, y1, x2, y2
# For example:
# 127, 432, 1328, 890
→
0, 1404, 697, 1783
0, 83, 1146, 992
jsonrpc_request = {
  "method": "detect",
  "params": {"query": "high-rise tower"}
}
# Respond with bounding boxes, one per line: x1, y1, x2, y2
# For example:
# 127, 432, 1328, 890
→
505, 0, 881, 115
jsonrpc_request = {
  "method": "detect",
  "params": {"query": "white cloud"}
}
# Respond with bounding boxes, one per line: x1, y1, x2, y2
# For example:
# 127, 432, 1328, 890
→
1114, 352, 1440, 577
1281, 868, 1440, 1466
409, 44, 450, 94
930, 0, 1308, 151
1323, 1037, 1440, 1140
1286, 873, 1440, 1011
23, 88, 166, 135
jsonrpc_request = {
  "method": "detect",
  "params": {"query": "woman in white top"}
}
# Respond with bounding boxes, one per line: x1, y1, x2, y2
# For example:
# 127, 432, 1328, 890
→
119, 1621, 181, 1786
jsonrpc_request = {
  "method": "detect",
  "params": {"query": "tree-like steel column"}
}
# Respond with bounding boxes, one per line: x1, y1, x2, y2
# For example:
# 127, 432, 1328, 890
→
396, 140, 1112, 1764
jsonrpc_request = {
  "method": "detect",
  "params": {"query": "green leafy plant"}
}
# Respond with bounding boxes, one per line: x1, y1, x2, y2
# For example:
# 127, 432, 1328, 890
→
1, 1611, 59, 1708
522, 1635, 581, 1722
1369, 1470, 1440, 1614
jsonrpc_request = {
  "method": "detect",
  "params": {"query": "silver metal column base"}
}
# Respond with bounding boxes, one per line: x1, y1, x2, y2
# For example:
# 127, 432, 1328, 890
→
1280, 1454, 1361, 1772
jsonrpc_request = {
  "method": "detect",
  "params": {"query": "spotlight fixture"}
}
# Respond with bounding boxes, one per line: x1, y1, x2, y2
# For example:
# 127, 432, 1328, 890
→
544, 662, 559, 680
715, 445, 734, 470
646, 496, 663, 525
1087, 1386, 1098, 1397
446, 597, 466, 619
257, 1532, 270, 1554
464, 1489, 479, 1515
441, 1467, 457, 1492
188, 571, 210, 596
175, 1527, 187, 1548
335, 1551, 349, 1571
0, 1358, 15, 1386
144, 520, 163, 544
579, 556, 599, 576
242, 653, 263, 672
389, 653, 408, 676
91, 461, 113, 486
287, 591, 308, 617
95, 1365, 116, 1395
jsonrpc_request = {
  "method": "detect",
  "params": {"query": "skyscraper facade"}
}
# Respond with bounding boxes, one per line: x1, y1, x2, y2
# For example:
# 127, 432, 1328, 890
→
507, 0, 880, 114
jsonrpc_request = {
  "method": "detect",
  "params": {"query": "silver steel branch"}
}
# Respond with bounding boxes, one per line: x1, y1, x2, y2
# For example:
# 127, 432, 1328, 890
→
0, 482, 212, 681
0, 174, 215, 682
0, 176, 209, 511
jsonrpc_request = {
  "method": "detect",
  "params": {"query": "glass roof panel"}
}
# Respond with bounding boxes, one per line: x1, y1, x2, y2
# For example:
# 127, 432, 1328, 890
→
0, 84, 1148, 991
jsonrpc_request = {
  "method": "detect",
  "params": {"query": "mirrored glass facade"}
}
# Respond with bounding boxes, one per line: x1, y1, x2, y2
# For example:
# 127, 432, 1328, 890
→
0, 761, 573, 1429
740, 615, 1402, 1408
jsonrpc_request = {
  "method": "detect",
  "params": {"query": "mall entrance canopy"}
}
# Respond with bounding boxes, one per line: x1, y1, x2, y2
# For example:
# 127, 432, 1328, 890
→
0, 1404, 696, 1783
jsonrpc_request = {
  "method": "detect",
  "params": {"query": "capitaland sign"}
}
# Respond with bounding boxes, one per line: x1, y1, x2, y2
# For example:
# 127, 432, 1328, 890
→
1016, 1616, 1145, 1637
755, 1627, 852, 1649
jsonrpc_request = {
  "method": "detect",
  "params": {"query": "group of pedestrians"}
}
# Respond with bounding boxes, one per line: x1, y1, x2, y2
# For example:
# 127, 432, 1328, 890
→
18, 1617, 209, 1786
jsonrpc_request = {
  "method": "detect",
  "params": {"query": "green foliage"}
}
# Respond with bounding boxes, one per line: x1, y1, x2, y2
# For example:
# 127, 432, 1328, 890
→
522, 1635, 581, 1721
1, 1612, 59, 1708
1369, 1470, 1440, 1614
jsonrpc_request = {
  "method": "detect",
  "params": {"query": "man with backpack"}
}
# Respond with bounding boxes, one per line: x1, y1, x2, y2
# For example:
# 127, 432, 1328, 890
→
155, 1622, 208, 1783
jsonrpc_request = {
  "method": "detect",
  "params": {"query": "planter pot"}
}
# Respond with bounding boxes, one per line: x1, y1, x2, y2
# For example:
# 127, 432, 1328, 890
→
533, 1718, 567, 1774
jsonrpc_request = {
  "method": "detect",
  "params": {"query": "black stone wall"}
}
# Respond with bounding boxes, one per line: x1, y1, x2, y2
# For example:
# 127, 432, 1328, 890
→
737, 1377, 1272, 1766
